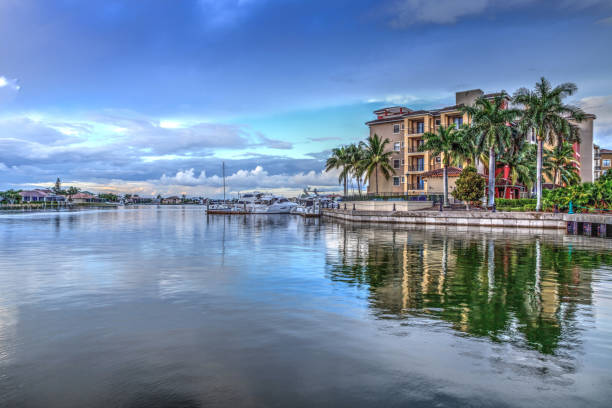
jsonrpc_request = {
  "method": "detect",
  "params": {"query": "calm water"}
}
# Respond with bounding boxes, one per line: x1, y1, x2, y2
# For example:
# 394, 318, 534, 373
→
1, 206, 611, 407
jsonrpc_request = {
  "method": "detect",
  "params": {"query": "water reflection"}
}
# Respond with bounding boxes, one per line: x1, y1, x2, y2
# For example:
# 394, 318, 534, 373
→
326, 223, 610, 354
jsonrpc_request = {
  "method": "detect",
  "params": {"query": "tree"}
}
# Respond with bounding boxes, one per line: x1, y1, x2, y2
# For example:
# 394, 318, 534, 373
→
362, 134, 395, 195
513, 77, 584, 211
53, 177, 62, 194
462, 93, 520, 207
0, 189, 22, 204
65, 186, 80, 201
99, 193, 118, 202
543, 142, 580, 189
452, 167, 486, 209
346, 142, 366, 196
325, 146, 351, 196
455, 124, 486, 173
419, 124, 465, 206
497, 129, 536, 198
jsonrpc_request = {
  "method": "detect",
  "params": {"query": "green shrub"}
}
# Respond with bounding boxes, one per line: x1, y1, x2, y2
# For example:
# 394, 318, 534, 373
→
452, 167, 486, 205
543, 177, 612, 212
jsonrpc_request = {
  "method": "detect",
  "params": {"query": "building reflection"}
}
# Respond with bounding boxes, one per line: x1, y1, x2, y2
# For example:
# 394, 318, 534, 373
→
325, 223, 609, 354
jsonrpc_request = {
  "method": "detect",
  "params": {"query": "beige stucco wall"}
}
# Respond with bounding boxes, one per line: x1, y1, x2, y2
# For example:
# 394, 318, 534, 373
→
424, 176, 458, 195
342, 201, 433, 211
367, 121, 403, 194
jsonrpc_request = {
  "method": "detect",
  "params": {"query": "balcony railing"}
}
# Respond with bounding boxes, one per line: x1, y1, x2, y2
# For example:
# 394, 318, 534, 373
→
595, 166, 602, 171
405, 146, 425, 153
406, 184, 425, 191
407, 126, 432, 135
406, 165, 425, 172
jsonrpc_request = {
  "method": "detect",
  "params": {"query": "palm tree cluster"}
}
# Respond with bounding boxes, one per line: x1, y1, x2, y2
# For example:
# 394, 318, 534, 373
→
325, 135, 396, 196
326, 77, 585, 209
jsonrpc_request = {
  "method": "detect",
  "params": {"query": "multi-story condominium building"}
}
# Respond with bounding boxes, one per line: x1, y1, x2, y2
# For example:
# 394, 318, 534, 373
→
594, 146, 612, 179
365, 89, 596, 196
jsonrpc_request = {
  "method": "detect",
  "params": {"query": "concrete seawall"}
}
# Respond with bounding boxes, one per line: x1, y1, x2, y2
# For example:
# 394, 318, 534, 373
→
322, 209, 571, 229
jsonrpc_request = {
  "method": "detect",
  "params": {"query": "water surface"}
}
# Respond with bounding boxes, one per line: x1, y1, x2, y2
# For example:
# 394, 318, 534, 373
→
1, 206, 611, 407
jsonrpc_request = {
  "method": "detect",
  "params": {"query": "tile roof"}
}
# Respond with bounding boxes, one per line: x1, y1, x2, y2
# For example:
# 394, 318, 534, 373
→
420, 166, 463, 178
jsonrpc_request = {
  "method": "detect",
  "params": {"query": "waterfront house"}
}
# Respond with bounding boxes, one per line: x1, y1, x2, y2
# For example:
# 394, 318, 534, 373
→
19, 189, 66, 202
70, 192, 100, 203
162, 196, 181, 204
365, 88, 596, 197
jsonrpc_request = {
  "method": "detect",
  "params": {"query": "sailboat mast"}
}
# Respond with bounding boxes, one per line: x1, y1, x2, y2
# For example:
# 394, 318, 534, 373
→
222, 162, 226, 202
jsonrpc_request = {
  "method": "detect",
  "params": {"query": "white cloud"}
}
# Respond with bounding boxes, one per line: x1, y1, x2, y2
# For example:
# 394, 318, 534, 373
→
0, 76, 19, 90
159, 165, 340, 190
0, 163, 8, 171
596, 16, 612, 24
367, 94, 419, 105
389, 0, 611, 26
0, 75, 20, 103
579, 95, 612, 146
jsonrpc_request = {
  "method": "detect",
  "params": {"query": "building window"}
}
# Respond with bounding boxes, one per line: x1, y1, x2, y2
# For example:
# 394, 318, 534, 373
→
393, 177, 400, 186
453, 117, 463, 128
394, 142, 401, 151
401, 159, 405, 165
435, 119, 440, 127
416, 122, 424, 133
604, 159, 611, 167
435, 156, 441, 163
401, 176, 405, 183
393, 124, 400, 134
393, 159, 400, 168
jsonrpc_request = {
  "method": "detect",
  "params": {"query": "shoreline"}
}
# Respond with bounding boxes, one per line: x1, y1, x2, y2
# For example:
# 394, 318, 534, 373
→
322, 208, 612, 235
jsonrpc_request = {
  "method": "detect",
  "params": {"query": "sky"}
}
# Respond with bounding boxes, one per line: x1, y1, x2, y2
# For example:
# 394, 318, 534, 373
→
1, 0, 612, 197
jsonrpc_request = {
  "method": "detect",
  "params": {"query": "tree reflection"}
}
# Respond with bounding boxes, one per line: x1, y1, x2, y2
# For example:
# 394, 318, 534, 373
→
326, 224, 611, 354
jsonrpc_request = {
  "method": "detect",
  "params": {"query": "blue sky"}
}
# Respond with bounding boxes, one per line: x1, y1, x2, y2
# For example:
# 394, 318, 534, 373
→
1, 0, 611, 197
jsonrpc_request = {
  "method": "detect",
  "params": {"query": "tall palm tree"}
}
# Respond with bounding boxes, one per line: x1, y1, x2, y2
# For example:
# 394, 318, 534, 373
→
325, 146, 351, 196
419, 124, 465, 206
455, 124, 486, 173
543, 142, 580, 189
346, 143, 366, 196
462, 93, 521, 207
498, 142, 536, 198
362, 134, 395, 195
513, 77, 584, 211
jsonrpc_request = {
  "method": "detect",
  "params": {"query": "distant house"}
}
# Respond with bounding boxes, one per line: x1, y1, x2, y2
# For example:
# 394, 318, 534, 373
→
162, 196, 181, 204
20, 189, 66, 202
70, 193, 101, 203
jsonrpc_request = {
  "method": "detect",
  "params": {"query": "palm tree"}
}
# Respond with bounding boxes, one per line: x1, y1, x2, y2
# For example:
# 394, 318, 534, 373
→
362, 134, 395, 195
462, 93, 521, 207
419, 124, 465, 206
325, 146, 351, 196
498, 142, 536, 198
543, 142, 580, 188
513, 77, 584, 211
346, 143, 366, 196
455, 124, 486, 173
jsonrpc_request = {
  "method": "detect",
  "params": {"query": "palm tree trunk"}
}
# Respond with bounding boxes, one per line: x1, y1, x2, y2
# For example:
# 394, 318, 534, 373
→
375, 166, 379, 195
344, 174, 347, 197
488, 147, 495, 207
357, 177, 362, 196
536, 139, 543, 211
443, 165, 449, 207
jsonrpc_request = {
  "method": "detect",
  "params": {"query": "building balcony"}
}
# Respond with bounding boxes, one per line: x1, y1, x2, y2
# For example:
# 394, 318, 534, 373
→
406, 127, 432, 135
406, 165, 425, 172
406, 184, 425, 191
405, 147, 425, 154
595, 166, 601, 171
